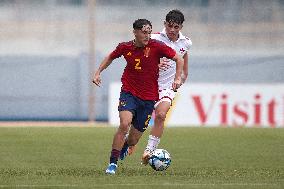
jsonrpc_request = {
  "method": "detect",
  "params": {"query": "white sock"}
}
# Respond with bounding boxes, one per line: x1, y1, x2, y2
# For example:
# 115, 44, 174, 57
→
145, 135, 160, 152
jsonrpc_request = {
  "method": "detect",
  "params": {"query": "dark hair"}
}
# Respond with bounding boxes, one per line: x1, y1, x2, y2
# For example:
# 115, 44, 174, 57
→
166, 9, 185, 25
133, 19, 152, 30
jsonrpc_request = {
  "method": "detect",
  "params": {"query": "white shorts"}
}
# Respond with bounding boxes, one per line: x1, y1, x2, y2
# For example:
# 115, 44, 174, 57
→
154, 88, 176, 108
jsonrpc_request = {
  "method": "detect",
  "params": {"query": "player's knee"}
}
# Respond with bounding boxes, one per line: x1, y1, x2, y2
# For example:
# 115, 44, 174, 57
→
117, 127, 129, 138
155, 111, 167, 121
120, 119, 131, 128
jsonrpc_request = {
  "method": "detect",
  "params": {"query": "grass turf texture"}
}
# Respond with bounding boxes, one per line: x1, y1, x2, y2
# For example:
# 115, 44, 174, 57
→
0, 126, 283, 189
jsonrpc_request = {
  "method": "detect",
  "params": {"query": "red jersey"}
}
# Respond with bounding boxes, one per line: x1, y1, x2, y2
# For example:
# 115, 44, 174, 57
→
110, 39, 176, 100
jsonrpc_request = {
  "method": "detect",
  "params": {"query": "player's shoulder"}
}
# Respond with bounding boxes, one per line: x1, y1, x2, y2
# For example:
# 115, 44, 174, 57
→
149, 38, 167, 47
185, 37, 192, 48
115, 41, 134, 52
117, 40, 133, 48
179, 33, 192, 49
182, 34, 192, 43
185, 36, 192, 44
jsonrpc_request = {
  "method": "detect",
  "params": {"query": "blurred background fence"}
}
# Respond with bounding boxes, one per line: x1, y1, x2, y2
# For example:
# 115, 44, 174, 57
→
0, 0, 284, 121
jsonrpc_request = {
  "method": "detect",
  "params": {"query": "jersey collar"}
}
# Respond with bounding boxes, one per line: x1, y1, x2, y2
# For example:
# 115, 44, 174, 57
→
132, 39, 150, 49
161, 28, 186, 42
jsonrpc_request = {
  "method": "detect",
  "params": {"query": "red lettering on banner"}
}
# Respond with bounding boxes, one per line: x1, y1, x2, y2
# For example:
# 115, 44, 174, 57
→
233, 102, 249, 126
253, 94, 261, 126
191, 93, 282, 127
191, 95, 216, 124
268, 99, 277, 127
221, 94, 228, 126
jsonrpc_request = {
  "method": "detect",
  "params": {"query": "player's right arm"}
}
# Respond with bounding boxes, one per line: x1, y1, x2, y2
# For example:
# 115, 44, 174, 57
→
92, 55, 114, 87
92, 43, 124, 87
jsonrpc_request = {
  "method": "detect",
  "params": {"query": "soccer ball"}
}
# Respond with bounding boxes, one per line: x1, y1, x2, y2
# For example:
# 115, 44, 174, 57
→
148, 149, 171, 171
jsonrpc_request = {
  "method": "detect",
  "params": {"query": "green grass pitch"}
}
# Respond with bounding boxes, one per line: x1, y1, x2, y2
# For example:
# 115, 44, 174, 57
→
0, 126, 283, 188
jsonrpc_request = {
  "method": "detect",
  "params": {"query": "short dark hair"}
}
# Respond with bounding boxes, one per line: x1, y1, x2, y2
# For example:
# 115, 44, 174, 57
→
166, 9, 185, 25
133, 19, 152, 30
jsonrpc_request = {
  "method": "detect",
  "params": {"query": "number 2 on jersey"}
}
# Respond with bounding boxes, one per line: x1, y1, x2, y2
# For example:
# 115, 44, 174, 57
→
134, 58, 141, 70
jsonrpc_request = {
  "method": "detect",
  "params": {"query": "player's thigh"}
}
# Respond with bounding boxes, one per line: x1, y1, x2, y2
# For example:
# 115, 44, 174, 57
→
133, 100, 155, 132
155, 88, 176, 108
119, 110, 133, 128
118, 91, 136, 129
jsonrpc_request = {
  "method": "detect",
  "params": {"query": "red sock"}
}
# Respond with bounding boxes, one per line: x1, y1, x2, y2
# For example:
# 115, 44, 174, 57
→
110, 149, 120, 164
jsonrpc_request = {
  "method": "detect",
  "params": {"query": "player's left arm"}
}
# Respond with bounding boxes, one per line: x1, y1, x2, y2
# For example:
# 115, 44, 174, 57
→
171, 53, 184, 91
181, 52, 189, 84
182, 37, 192, 84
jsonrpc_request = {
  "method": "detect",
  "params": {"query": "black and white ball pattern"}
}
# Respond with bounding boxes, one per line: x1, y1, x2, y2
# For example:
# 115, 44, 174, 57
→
148, 149, 171, 171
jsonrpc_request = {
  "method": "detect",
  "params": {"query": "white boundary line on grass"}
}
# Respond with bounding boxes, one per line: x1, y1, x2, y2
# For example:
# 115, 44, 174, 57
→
0, 183, 280, 188
0, 121, 110, 127
0, 185, 78, 188
106, 183, 279, 186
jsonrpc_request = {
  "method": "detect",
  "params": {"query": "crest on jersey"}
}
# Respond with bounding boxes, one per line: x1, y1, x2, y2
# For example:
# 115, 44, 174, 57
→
127, 51, 132, 56
179, 48, 185, 53
144, 47, 150, 57
119, 100, 127, 108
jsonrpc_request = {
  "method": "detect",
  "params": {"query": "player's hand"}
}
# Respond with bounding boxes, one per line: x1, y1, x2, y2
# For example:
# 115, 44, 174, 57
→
92, 72, 101, 87
172, 77, 182, 92
158, 57, 171, 71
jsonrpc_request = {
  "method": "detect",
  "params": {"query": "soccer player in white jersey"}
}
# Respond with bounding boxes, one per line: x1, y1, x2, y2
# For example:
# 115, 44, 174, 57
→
141, 9, 192, 164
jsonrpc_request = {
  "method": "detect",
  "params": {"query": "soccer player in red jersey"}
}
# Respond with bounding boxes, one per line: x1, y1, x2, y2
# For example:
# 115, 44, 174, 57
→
92, 19, 183, 175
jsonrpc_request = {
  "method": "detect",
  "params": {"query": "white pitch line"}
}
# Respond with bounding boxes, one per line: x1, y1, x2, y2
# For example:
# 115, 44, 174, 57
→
0, 185, 78, 188
0, 183, 279, 188
0, 121, 110, 127
105, 183, 279, 186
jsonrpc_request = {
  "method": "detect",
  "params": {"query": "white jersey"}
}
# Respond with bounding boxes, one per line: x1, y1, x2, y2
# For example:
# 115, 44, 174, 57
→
151, 29, 192, 90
